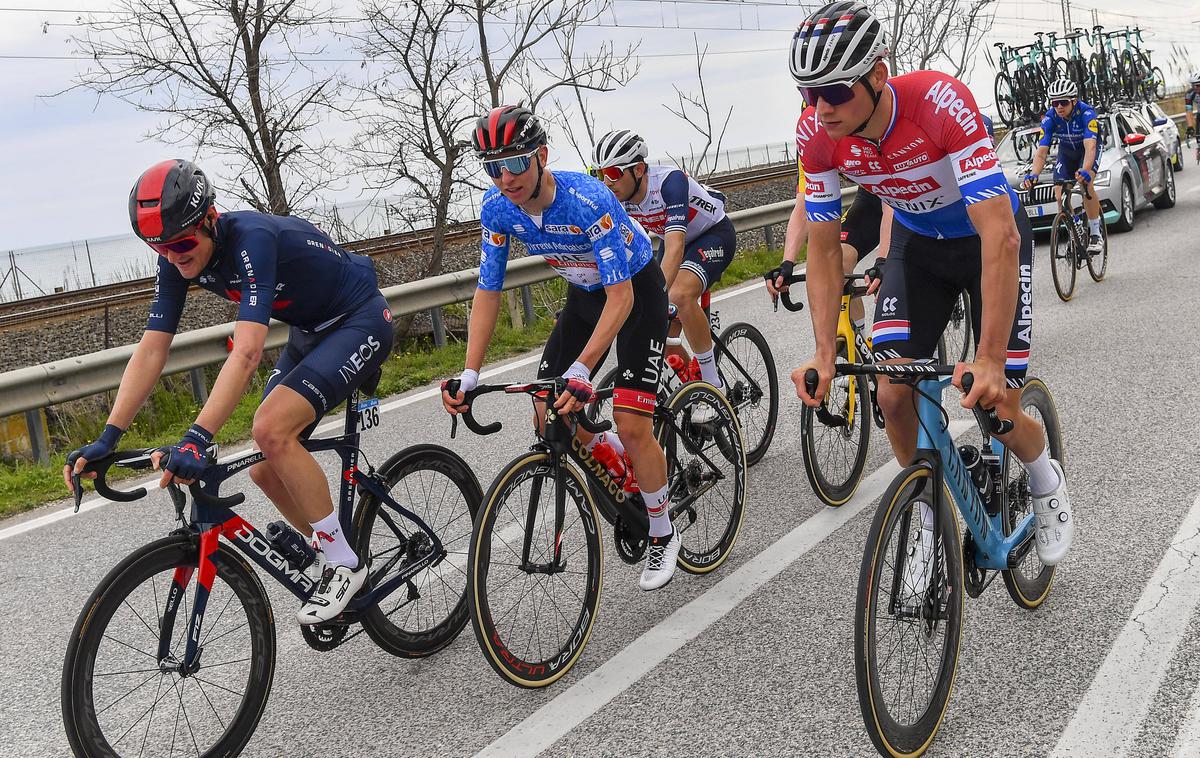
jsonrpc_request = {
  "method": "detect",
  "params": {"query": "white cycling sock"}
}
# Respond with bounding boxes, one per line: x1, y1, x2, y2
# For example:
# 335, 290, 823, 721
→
1088, 217, 1101, 236
853, 317, 868, 332
310, 511, 358, 569
644, 484, 672, 537
1025, 448, 1061, 497
695, 348, 721, 388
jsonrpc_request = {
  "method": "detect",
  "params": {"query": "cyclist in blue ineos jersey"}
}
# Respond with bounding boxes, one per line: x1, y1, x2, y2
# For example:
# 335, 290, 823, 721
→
64, 159, 392, 623
440, 105, 682, 590
1023, 78, 1104, 255
589, 130, 733, 420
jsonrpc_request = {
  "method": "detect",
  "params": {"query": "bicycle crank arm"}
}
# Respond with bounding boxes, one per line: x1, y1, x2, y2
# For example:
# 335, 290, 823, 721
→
1007, 529, 1038, 570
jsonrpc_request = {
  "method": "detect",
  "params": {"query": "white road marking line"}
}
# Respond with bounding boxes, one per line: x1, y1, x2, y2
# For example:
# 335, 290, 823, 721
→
1053, 490, 1200, 757
473, 419, 973, 758
0, 278, 772, 542
1172, 678, 1200, 758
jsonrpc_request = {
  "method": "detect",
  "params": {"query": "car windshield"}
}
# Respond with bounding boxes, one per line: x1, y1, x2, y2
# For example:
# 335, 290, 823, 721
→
995, 127, 1043, 165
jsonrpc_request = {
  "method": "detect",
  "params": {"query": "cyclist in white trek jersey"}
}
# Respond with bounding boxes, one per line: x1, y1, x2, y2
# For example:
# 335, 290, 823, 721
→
591, 130, 736, 417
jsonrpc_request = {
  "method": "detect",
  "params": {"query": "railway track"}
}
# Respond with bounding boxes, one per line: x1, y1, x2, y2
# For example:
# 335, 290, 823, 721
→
0, 161, 795, 330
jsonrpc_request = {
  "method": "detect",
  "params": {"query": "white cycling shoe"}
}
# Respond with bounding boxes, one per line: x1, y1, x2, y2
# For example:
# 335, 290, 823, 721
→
639, 530, 681, 591
1032, 460, 1073, 566
689, 381, 724, 424
901, 501, 935, 608
297, 563, 368, 625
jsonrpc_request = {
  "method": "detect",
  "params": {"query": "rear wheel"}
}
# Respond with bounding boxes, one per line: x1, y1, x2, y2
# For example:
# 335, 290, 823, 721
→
1002, 378, 1063, 609
1112, 177, 1136, 232
62, 535, 275, 758
801, 339, 871, 507
855, 465, 964, 758
717, 321, 778, 466
1049, 212, 1077, 302
937, 291, 972, 365
1087, 217, 1109, 283
354, 444, 482, 658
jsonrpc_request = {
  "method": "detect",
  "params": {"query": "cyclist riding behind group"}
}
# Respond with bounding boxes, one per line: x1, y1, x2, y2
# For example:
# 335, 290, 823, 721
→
1023, 78, 1104, 255
765, 98, 894, 325
789, 1, 1073, 567
1186, 72, 1200, 153
63, 159, 395, 624
590, 130, 734, 422
440, 105, 681, 591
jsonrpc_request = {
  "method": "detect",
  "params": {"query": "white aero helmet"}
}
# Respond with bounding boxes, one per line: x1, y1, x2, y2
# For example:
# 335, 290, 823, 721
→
1047, 78, 1078, 100
592, 130, 649, 169
789, 1, 889, 88
1190, 71, 1200, 85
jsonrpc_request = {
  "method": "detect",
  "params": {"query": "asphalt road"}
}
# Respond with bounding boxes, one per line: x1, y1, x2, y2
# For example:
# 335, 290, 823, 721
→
3, 168, 1199, 758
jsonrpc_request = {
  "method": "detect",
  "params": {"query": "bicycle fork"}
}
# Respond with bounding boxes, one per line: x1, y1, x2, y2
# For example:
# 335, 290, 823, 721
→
158, 527, 221, 675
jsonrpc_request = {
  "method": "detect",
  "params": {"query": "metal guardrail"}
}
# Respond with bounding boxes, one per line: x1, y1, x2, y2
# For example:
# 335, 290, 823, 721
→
0, 189, 848, 422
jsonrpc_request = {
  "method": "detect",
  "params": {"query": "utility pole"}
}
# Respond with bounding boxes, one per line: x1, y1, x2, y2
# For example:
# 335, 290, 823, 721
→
1060, 0, 1072, 34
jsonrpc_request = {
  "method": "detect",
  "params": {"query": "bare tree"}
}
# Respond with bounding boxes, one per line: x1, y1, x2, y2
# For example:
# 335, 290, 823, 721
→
663, 35, 733, 181
873, 0, 997, 79
67, 0, 350, 215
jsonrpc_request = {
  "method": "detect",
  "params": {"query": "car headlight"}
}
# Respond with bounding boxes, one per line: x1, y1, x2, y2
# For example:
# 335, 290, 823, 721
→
1092, 170, 1111, 188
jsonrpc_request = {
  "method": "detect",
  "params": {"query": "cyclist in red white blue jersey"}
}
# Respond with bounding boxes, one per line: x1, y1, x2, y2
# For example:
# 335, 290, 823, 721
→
441, 106, 682, 591
788, 1, 1073, 566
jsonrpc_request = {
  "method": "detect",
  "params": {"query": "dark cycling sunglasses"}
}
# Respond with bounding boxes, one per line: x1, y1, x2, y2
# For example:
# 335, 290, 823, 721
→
798, 79, 861, 107
482, 151, 537, 179
149, 232, 201, 257
1050, 99, 1073, 108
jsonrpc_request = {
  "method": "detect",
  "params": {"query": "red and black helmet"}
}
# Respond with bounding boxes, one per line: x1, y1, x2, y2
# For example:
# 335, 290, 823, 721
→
128, 159, 215, 243
471, 105, 548, 158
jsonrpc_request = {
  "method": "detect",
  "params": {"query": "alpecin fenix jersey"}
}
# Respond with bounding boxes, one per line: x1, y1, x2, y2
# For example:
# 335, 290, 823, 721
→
797, 70, 1019, 240
478, 171, 655, 292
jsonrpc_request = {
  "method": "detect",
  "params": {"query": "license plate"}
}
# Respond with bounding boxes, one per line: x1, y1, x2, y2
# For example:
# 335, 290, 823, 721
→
356, 398, 381, 431
1033, 205, 1044, 216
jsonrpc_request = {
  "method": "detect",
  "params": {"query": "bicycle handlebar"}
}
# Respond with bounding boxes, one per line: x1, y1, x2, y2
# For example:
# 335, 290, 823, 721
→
444, 378, 613, 439
70, 448, 246, 513
766, 271, 872, 313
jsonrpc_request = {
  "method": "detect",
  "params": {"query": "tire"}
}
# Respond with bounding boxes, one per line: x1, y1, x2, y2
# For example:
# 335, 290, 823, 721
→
1002, 378, 1064, 609
468, 451, 603, 688
62, 535, 275, 758
354, 444, 482, 658
855, 465, 964, 758
1089, 53, 1111, 105
1087, 218, 1109, 283
717, 321, 778, 466
587, 366, 621, 423
1152, 157, 1177, 209
994, 72, 1018, 128
801, 339, 871, 507
1111, 176, 1136, 232
1068, 58, 1089, 103
1048, 212, 1077, 302
937, 290, 972, 365
1151, 67, 1167, 101
1118, 50, 1136, 99
658, 381, 747, 574
1175, 142, 1184, 173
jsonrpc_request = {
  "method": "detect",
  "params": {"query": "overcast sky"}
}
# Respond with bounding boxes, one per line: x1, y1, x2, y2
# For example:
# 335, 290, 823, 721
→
2, 0, 1197, 251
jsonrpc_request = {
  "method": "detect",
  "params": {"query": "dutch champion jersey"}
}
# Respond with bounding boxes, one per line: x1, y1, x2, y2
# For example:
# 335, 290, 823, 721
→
797, 70, 1019, 240
147, 211, 380, 334
1037, 101, 1102, 149
478, 171, 655, 292
622, 165, 727, 242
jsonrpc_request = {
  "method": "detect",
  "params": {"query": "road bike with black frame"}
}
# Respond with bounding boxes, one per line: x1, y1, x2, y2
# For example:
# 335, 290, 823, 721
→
1046, 178, 1108, 301
591, 291, 778, 466
801, 364, 1063, 757
61, 371, 482, 758
453, 376, 746, 688
773, 271, 969, 507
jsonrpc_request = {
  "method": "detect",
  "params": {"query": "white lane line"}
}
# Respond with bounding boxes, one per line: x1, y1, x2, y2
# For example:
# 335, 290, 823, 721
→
474, 419, 973, 758
1053, 490, 1200, 757
0, 278, 770, 542
1172, 679, 1200, 758
1185, 183, 1200, 196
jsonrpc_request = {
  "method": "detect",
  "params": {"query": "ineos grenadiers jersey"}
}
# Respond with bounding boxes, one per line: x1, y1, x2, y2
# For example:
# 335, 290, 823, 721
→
622, 165, 727, 242
1037, 101, 1101, 149
798, 71, 1019, 240
478, 171, 654, 292
146, 211, 380, 334
1184, 89, 1199, 112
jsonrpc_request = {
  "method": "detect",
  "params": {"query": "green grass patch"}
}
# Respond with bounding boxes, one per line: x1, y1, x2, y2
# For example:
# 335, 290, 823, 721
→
0, 249, 781, 520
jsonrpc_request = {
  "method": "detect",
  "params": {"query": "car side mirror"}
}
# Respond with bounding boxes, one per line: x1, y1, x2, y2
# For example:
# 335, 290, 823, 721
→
1123, 133, 1146, 146
1152, 117, 1169, 127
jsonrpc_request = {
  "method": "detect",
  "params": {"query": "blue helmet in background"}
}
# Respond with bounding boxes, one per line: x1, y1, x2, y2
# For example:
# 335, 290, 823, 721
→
981, 114, 995, 141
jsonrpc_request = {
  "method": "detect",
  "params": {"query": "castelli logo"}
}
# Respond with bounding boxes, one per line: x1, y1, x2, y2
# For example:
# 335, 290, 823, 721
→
958, 146, 998, 173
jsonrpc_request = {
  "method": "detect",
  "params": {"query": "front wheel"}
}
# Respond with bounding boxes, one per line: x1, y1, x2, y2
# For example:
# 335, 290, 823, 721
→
468, 451, 603, 688
936, 290, 972, 365
1001, 378, 1064, 609
354, 444, 482, 658
802, 339, 872, 507
717, 321, 779, 466
855, 465, 964, 758
1152, 158, 1177, 210
658, 381, 747, 574
62, 535, 276, 758
1048, 212, 1077, 302
1111, 177, 1136, 233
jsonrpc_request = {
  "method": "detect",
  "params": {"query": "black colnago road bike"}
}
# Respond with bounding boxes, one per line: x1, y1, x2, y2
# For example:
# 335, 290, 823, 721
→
61, 369, 481, 758
451, 376, 746, 688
